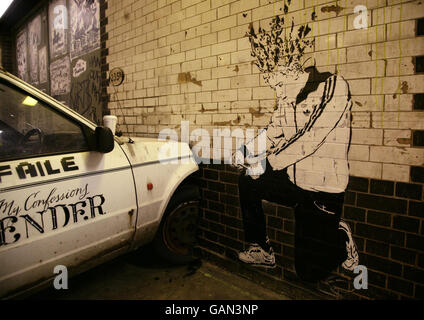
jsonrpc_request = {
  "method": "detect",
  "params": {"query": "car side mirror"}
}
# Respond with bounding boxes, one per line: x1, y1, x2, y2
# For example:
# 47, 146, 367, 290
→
95, 126, 114, 153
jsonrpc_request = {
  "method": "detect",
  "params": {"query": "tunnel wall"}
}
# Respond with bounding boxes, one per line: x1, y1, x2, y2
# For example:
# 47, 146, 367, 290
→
107, 0, 423, 299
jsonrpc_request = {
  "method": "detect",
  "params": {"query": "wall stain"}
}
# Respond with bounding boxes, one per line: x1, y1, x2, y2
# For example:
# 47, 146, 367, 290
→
401, 81, 409, 94
393, 81, 409, 99
321, 5, 343, 16
249, 107, 263, 118
232, 116, 241, 125
397, 138, 411, 145
234, 65, 239, 72
178, 72, 202, 86
213, 121, 232, 126
200, 104, 217, 113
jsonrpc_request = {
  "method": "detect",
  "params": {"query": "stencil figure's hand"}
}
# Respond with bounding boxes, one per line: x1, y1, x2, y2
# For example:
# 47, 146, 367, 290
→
231, 148, 247, 172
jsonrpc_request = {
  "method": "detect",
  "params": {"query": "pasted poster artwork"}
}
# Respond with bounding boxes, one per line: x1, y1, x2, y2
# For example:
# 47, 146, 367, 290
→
70, 54, 102, 123
50, 57, 71, 96
28, 15, 42, 85
49, 0, 68, 59
16, 30, 28, 81
233, 1, 359, 283
39, 46, 48, 84
72, 59, 87, 78
70, 0, 100, 59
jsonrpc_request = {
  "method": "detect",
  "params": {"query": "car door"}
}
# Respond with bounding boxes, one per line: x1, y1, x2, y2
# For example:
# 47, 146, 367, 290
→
0, 76, 137, 297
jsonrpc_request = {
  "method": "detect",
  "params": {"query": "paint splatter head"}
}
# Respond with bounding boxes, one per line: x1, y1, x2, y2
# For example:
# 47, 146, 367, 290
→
247, 7, 315, 86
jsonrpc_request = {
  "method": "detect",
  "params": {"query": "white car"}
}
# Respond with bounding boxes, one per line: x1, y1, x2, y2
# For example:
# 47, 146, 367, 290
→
0, 68, 200, 299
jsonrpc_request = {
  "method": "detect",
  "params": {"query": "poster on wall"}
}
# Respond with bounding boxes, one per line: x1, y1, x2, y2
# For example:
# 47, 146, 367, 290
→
70, 52, 102, 124
48, 0, 68, 59
16, 30, 28, 81
50, 57, 71, 96
39, 46, 48, 84
70, 0, 100, 59
28, 14, 41, 85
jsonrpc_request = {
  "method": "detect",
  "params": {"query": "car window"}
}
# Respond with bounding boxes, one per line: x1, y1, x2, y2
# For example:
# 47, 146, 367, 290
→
0, 81, 88, 161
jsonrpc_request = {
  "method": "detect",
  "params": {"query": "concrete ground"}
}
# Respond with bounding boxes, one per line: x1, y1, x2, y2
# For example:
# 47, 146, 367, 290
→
28, 246, 290, 300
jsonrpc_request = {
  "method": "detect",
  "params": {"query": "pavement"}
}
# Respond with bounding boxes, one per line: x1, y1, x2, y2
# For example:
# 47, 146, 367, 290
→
28, 246, 291, 300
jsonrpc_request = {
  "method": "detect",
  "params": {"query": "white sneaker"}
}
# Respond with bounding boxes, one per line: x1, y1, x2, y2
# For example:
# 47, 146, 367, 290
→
238, 243, 276, 268
339, 220, 359, 271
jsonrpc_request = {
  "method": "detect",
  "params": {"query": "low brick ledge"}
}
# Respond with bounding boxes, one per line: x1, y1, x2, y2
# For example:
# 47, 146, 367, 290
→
193, 246, 343, 300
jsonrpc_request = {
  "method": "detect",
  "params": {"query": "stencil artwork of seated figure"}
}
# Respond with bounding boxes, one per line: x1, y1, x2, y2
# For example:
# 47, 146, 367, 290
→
232, 14, 359, 282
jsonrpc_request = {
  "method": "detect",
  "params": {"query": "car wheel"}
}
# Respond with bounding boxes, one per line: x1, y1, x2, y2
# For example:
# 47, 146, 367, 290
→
153, 185, 200, 264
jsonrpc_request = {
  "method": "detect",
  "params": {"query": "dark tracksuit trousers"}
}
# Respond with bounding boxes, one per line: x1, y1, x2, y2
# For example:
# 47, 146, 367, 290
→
238, 161, 348, 282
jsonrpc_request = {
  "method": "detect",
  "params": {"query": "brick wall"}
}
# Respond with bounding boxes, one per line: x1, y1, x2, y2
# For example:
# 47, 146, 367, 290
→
105, 0, 424, 299
192, 164, 424, 299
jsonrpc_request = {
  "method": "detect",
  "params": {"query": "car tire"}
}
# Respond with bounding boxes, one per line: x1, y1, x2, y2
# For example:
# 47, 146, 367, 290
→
152, 185, 200, 264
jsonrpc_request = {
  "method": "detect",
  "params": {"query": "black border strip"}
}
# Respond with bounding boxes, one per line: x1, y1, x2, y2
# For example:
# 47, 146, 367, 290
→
1, 155, 193, 193
0, 165, 131, 193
